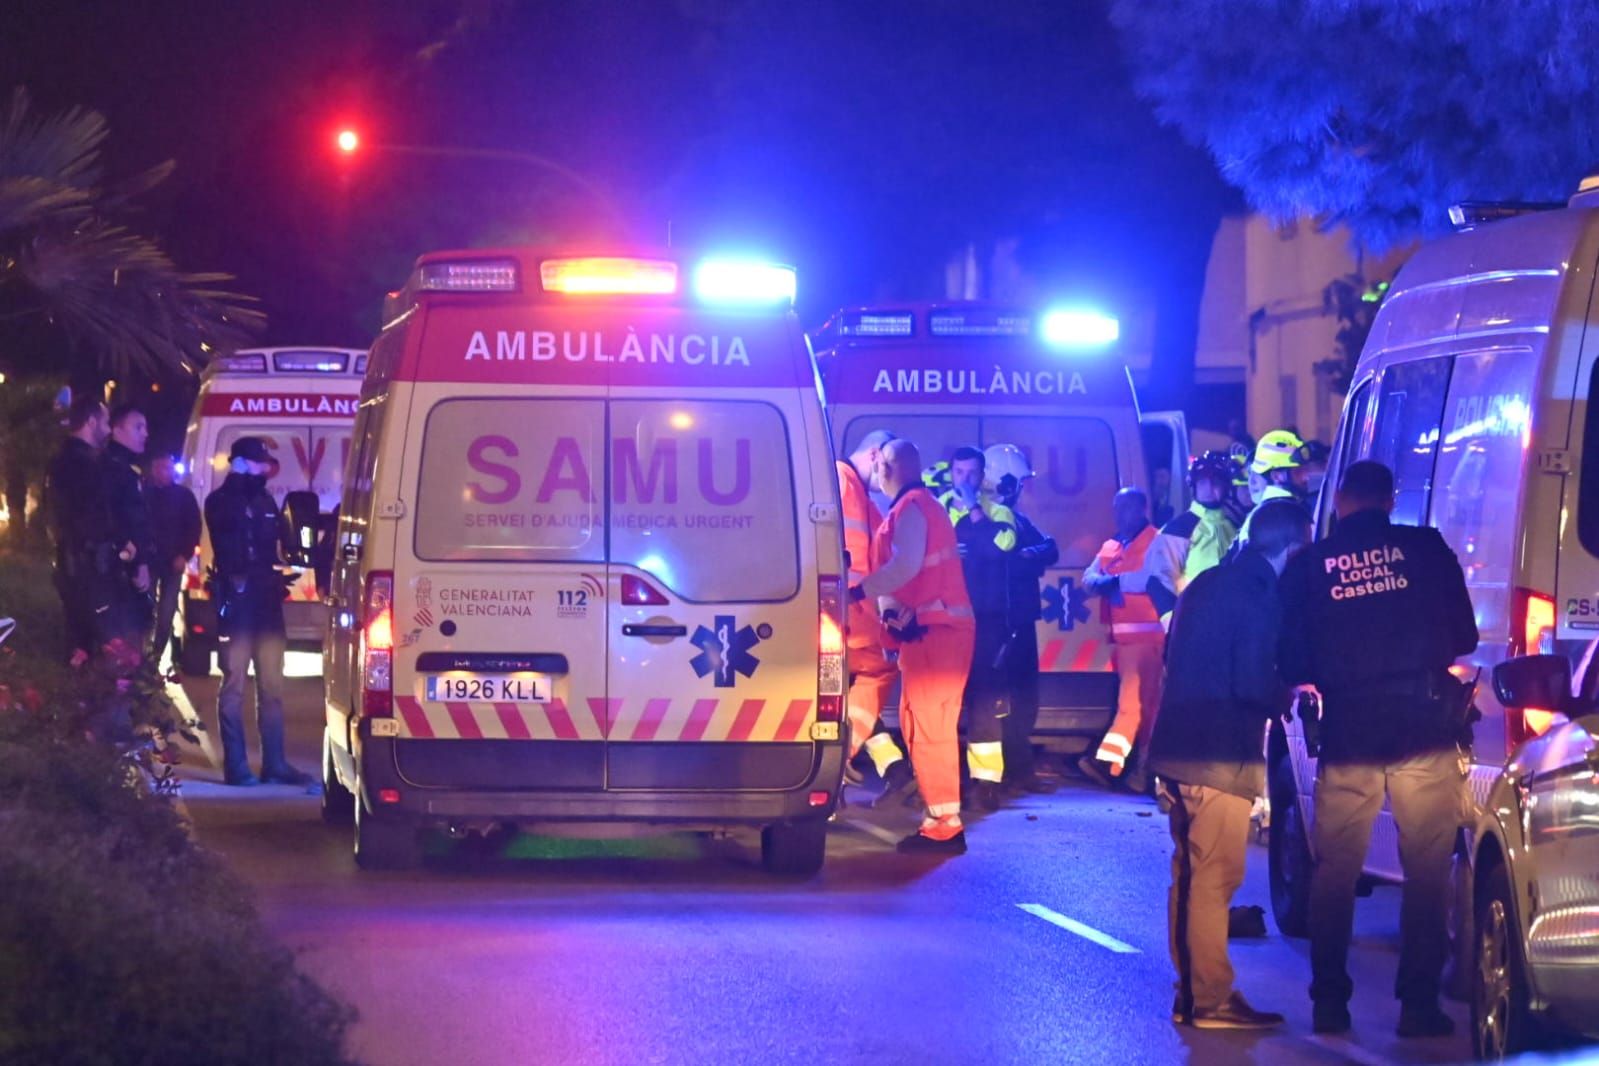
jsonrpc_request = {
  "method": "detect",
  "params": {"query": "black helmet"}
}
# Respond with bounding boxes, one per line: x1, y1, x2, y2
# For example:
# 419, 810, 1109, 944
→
1188, 450, 1235, 489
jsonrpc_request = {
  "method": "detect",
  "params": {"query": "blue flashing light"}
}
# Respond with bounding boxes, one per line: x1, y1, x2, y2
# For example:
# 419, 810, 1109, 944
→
693, 259, 796, 305
1040, 309, 1119, 349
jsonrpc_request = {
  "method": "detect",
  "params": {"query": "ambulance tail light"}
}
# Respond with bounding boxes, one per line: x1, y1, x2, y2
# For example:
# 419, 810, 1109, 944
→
361, 571, 395, 718
540, 257, 678, 295
418, 259, 519, 293
1507, 588, 1559, 745
693, 259, 796, 306
817, 576, 845, 722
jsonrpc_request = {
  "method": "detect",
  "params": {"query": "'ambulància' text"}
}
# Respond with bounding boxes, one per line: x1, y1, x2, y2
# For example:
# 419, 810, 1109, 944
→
464, 331, 750, 366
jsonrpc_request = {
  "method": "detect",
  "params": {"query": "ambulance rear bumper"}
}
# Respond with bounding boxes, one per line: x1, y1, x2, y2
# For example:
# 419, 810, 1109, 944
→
359, 735, 845, 827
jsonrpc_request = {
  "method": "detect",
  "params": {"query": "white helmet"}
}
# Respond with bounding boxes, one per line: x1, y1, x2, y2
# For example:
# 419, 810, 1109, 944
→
982, 443, 1034, 492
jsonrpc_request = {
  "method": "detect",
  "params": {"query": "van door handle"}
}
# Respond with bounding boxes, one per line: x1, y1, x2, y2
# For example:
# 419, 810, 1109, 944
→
622, 623, 688, 638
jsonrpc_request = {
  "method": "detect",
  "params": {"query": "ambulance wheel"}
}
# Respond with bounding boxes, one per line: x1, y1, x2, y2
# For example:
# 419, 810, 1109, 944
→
761, 818, 827, 877
354, 798, 420, 871
177, 636, 212, 678
320, 733, 354, 825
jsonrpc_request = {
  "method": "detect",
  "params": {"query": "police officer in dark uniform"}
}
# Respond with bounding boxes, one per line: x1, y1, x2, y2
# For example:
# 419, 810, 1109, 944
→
46, 394, 118, 661
204, 436, 310, 787
1278, 461, 1478, 1039
102, 404, 155, 640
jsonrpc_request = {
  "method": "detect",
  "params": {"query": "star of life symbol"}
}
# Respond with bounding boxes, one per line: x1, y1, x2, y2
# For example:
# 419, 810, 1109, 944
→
690, 614, 762, 688
1041, 576, 1092, 632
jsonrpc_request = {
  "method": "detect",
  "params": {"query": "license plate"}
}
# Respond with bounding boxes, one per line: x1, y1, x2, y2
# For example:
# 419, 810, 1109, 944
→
424, 673, 550, 703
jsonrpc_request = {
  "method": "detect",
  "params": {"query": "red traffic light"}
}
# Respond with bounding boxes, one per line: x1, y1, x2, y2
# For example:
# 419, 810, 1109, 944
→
336, 129, 360, 154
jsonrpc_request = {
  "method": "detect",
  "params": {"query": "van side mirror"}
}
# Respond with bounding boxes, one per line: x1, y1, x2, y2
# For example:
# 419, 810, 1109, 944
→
1493, 654, 1574, 713
281, 490, 321, 569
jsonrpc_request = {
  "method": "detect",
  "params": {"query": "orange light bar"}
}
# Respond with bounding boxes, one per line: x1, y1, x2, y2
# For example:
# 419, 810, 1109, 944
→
540, 257, 678, 295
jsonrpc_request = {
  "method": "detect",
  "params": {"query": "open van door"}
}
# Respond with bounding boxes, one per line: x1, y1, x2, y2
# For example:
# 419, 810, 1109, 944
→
1140, 410, 1191, 519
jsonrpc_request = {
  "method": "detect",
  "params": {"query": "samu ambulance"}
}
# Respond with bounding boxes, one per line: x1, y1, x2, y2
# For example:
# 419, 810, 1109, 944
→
1267, 180, 1599, 968
318, 251, 846, 873
176, 347, 365, 675
812, 303, 1187, 752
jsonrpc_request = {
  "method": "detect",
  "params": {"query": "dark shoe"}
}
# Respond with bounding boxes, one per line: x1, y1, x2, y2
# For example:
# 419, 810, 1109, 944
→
872, 760, 917, 809
842, 763, 866, 787
1188, 992, 1284, 1030
896, 828, 967, 854
1076, 754, 1116, 789
224, 771, 260, 787
260, 764, 313, 787
1312, 1002, 1352, 1035
1227, 904, 1268, 939
968, 780, 1003, 812
1396, 1003, 1455, 1039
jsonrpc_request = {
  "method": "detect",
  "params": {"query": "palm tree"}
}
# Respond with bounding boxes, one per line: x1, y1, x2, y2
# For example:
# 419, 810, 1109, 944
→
0, 87, 264, 383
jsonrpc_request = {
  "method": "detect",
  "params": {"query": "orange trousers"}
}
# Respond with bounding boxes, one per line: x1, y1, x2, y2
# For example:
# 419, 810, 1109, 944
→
1095, 640, 1165, 773
896, 624, 975, 819
846, 639, 898, 761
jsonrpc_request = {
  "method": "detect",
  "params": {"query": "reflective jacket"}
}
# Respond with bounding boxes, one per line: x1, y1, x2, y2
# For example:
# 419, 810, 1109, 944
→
868, 485, 973, 632
939, 490, 1017, 618
1084, 523, 1163, 645
837, 460, 883, 650
1148, 501, 1238, 619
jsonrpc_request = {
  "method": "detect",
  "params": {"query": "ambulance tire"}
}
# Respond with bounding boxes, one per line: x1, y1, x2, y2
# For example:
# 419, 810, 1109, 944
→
321, 732, 354, 825
761, 818, 827, 877
1267, 738, 1312, 939
354, 797, 421, 871
177, 636, 212, 678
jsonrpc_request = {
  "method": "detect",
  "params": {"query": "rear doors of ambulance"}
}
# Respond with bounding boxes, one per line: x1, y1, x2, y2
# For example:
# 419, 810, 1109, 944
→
382, 254, 836, 800
813, 305, 1143, 742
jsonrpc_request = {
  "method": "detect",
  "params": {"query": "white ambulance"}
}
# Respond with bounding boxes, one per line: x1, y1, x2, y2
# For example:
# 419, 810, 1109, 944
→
811, 303, 1187, 752
1267, 183, 1599, 966
176, 347, 365, 675
315, 251, 847, 873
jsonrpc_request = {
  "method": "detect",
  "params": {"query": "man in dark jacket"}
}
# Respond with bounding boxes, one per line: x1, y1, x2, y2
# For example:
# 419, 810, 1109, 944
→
1151, 499, 1310, 1030
102, 404, 154, 640
205, 436, 310, 787
46, 394, 116, 661
1278, 461, 1478, 1039
982, 443, 1059, 793
146, 454, 202, 667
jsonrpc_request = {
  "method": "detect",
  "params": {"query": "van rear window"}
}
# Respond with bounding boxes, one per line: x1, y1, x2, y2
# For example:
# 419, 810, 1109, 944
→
414, 398, 800, 602
843, 414, 1119, 567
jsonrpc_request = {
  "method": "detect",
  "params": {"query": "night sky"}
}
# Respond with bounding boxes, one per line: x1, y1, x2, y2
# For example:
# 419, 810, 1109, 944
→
4, 0, 1233, 368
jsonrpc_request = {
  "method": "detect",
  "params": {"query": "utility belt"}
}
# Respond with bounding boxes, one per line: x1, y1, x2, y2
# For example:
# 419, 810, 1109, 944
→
1314, 667, 1479, 745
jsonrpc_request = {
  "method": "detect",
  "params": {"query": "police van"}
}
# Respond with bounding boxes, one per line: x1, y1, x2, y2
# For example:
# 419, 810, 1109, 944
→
1268, 181, 1599, 957
812, 303, 1187, 751
314, 251, 846, 873
176, 347, 365, 675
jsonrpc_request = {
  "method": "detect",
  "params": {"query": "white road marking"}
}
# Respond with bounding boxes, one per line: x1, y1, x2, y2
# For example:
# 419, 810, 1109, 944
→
1300, 1035, 1398, 1066
1016, 903, 1140, 954
838, 816, 903, 847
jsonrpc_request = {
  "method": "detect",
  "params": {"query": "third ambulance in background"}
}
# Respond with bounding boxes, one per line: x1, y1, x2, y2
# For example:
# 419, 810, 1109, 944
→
176, 347, 365, 675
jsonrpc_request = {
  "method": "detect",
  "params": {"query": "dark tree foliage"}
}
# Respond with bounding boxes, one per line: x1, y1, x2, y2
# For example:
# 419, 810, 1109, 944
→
1111, 1, 1599, 248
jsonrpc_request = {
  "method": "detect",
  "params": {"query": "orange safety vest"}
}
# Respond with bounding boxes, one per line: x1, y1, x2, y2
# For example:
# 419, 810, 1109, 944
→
837, 460, 884, 649
871, 485, 974, 631
1095, 524, 1164, 645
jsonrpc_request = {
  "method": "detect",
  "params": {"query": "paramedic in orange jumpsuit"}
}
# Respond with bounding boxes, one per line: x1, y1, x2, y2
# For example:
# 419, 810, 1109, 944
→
836, 432, 915, 805
851, 439, 976, 854
1079, 487, 1165, 787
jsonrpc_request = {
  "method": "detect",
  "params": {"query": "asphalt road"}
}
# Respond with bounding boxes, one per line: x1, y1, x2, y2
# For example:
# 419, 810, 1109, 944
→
173, 662, 1482, 1066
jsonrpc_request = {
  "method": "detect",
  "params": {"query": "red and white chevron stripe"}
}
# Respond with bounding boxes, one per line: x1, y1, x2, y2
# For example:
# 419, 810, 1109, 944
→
391, 695, 815, 742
